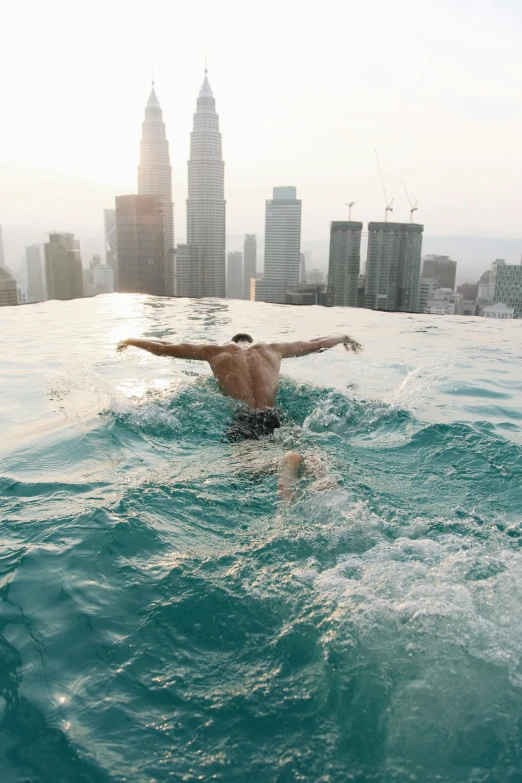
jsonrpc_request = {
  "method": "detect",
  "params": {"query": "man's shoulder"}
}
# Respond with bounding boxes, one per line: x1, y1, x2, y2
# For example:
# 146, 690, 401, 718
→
255, 340, 283, 352
207, 343, 244, 361
252, 342, 283, 360
251, 341, 276, 353
209, 342, 277, 357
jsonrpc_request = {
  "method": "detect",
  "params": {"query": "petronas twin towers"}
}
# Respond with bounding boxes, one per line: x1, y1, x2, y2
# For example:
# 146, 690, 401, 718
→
137, 72, 225, 298
137, 85, 175, 293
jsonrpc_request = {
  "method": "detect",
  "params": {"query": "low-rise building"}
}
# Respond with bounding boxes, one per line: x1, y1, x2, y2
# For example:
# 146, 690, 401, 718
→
481, 302, 515, 319
251, 278, 276, 302
419, 277, 439, 313
93, 264, 115, 294
425, 288, 463, 315
285, 282, 325, 305
477, 281, 495, 305
460, 299, 477, 316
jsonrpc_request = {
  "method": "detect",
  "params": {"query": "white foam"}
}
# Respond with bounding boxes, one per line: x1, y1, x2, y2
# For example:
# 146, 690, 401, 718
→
389, 353, 456, 413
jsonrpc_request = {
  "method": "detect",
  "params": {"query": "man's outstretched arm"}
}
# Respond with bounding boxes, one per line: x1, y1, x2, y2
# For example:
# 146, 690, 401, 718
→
272, 334, 362, 359
117, 338, 219, 361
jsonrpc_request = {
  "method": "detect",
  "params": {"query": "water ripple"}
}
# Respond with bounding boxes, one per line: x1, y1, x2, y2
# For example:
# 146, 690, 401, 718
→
1, 296, 522, 782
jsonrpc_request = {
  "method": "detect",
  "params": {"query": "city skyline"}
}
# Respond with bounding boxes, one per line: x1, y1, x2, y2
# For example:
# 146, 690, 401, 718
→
1, 1, 521, 245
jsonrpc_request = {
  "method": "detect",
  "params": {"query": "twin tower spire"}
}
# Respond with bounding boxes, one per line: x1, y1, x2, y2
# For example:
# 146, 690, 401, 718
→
137, 73, 226, 298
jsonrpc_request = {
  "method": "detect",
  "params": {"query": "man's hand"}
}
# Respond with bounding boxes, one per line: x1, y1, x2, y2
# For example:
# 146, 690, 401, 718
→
343, 337, 362, 354
117, 340, 129, 352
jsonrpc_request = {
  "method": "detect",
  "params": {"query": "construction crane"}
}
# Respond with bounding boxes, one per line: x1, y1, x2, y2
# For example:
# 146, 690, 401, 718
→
345, 201, 355, 220
401, 179, 418, 223
374, 149, 394, 222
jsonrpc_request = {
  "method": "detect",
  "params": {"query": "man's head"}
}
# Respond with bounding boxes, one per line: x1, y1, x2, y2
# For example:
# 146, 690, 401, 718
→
231, 333, 254, 346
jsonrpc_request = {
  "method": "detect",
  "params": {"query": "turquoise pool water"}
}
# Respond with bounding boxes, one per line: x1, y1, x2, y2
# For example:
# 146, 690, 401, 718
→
1, 294, 522, 782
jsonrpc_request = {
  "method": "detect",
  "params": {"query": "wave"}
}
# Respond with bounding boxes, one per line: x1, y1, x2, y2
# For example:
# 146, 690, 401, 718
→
2, 370, 522, 782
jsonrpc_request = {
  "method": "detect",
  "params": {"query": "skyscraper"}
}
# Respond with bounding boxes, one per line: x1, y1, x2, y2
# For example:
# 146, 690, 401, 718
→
104, 208, 117, 277
254, 187, 302, 303
422, 255, 457, 290
326, 221, 363, 307
300, 252, 306, 283
490, 258, 522, 318
243, 234, 257, 300
138, 84, 175, 295
227, 251, 243, 299
45, 233, 84, 301
175, 245, 195, 297
186, 71, 226, 298
0, 267, 18, 306
365, 222, 423, 312
115, 195, 165, 296
26, 244, 46, 303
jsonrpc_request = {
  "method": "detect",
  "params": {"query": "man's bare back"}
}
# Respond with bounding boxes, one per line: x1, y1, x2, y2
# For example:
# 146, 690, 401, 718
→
117, 331, 361, 499
117, 332, 361, 411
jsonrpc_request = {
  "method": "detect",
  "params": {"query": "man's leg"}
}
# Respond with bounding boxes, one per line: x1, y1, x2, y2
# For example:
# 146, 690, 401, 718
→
277, 451, 302, 502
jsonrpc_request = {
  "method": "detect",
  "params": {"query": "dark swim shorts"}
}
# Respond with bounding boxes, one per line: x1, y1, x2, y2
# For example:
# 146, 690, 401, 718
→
227, 407, 282, 443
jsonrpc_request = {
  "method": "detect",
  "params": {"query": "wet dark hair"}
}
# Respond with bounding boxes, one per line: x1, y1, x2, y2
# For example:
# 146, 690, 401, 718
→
231, 333, 253, 344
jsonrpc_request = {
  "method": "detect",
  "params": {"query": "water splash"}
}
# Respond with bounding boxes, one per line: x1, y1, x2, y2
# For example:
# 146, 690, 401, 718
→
390, 352, 455, 413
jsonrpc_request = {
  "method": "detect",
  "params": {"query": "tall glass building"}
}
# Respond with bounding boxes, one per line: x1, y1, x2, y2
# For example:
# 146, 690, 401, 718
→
115, 195, 165, 297
254, 187, 302, 303
45, 233, 84, 301
326, 222, 363, 307
365, 222, 423, 312
243, 234, 257, 300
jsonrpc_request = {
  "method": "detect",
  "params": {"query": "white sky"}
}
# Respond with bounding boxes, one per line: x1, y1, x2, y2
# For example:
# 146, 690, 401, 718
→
1, 0, 521, 243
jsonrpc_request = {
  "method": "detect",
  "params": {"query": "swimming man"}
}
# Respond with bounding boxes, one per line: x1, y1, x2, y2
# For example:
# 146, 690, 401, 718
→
117, 333, 362, 496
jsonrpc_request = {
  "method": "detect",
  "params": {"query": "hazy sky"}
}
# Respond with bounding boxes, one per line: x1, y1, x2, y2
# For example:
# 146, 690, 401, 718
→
1, 0, 521, 245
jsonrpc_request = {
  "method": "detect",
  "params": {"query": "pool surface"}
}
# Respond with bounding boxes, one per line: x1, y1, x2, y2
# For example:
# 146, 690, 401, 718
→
1, 294, 522, 782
